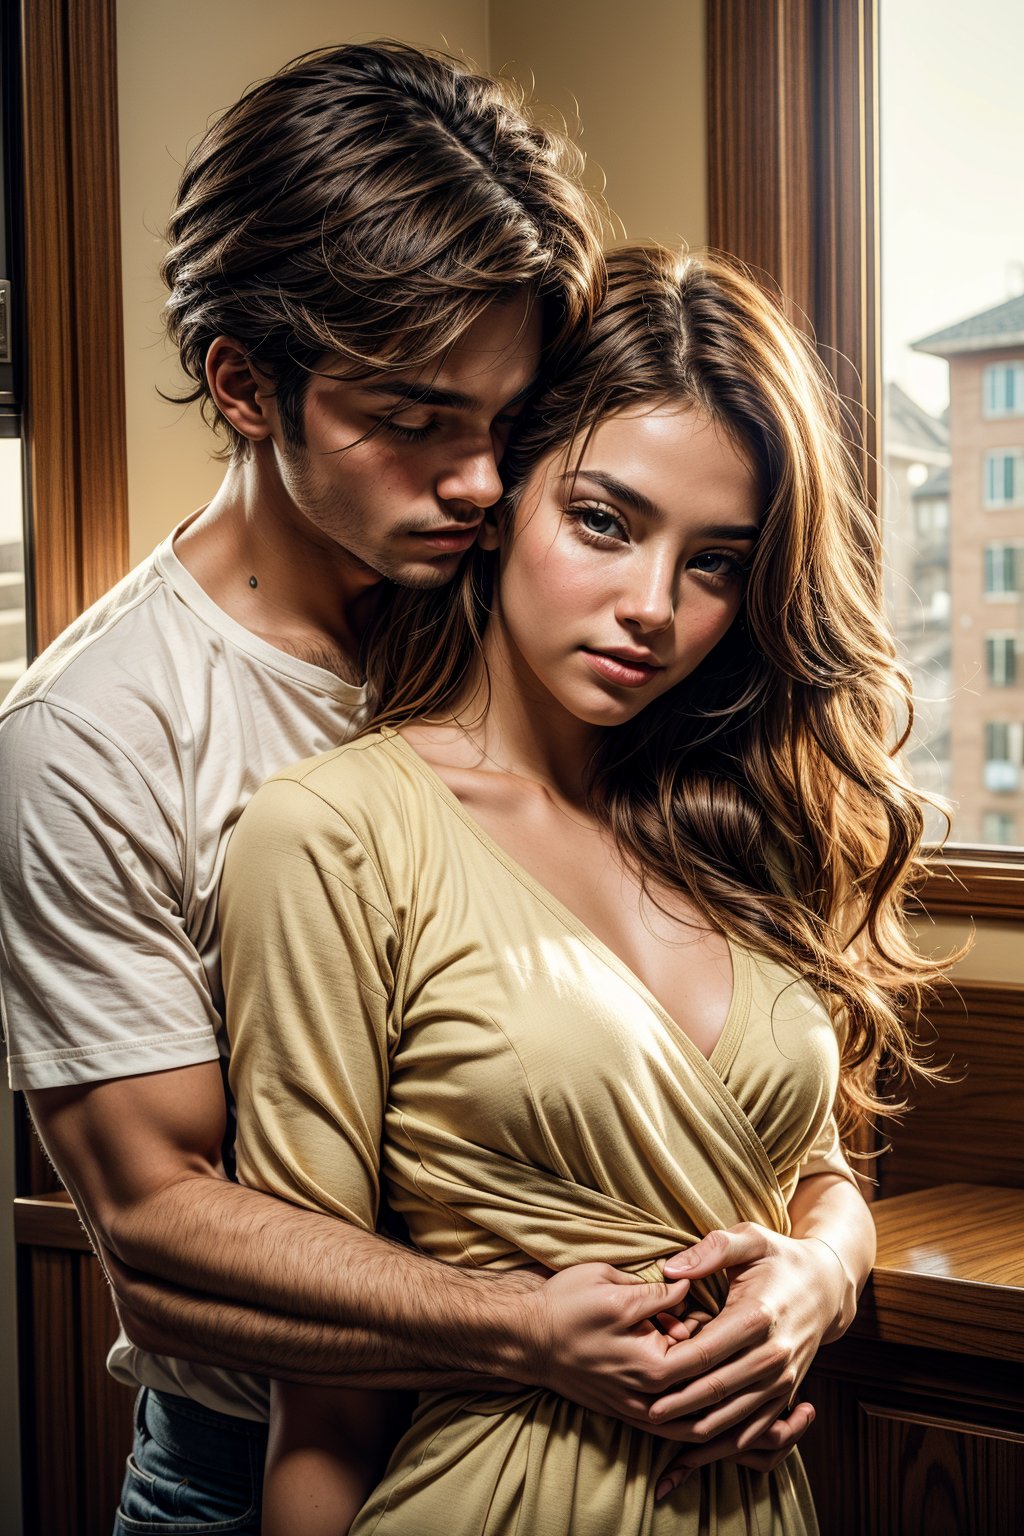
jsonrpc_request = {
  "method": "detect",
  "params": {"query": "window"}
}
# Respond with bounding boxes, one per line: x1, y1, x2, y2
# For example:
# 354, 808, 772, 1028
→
710, 0, 1024, 875
986, 632, 1018, 687
984, 542, 1024, 596
984, 362, 1024, 418
984, 720, 1023, 791
982, 810, 1017, 845
915, 499, 949, 536
984, 451, 1024, 509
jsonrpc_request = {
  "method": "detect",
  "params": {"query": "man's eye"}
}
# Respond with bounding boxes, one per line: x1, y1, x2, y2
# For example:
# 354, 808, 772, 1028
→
385, 418, 440, 443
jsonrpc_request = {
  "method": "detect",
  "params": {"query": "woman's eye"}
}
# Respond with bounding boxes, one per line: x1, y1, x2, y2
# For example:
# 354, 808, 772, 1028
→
573, 505, 627, 541
690, 550, 747, 581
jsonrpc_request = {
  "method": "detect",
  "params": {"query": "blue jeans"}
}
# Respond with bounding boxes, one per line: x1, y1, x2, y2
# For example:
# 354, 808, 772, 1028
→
113, 1387, 268, 1534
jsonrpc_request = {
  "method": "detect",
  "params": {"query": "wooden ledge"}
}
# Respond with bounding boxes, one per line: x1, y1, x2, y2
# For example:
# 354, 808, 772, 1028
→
854, 1183, 1024, 1363
14, 1191, 93, 1252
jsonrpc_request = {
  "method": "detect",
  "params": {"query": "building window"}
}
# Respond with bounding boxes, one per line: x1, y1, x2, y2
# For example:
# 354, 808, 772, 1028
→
986, 632, 1019, 686
983, 361, 1024, 417
984, 720, 1023, 791
984, 451, 1024, 508
984, 542, 1024, 596
981, 810, 1017, 844
915, 498, 949, 536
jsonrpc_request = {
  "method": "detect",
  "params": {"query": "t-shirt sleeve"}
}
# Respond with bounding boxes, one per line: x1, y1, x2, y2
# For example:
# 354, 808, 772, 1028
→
797, 1113, 858, 1187
221, 775, 399, 1234
0, 701, 221, 1090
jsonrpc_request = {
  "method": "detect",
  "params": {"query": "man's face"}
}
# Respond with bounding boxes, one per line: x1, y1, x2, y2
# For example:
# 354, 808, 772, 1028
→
260, 293, 542, 588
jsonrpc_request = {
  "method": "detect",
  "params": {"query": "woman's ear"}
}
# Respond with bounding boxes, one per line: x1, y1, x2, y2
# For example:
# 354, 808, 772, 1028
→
205, 337, 277, 443
477, 509, 503, 551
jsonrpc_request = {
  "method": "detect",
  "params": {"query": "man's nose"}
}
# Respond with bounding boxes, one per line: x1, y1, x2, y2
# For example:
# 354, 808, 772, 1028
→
437, 444, 504, 512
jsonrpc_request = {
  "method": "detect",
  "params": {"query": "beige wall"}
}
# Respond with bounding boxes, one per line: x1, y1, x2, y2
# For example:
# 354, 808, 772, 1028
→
117, 0, 707, 563
117, 1, 490, 563
490, 0, 706, 251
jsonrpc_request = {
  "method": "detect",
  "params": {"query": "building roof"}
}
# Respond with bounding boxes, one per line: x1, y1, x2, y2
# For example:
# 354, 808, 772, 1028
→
885, 381, 949, 457
912, 291, 1024, 357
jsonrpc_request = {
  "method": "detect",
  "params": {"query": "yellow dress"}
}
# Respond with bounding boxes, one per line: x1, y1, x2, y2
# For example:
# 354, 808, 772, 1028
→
222, 731, 852, 1536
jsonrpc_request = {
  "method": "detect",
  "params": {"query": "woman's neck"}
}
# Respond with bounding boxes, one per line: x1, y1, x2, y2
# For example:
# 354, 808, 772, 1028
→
443, 620, 601, 808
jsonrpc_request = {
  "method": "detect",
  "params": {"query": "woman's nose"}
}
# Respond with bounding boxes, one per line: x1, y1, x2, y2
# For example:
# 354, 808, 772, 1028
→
616, 559, 677, 632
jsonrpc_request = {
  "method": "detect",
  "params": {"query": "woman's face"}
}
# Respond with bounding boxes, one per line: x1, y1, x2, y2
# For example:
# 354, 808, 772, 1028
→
486, 402, 762, 730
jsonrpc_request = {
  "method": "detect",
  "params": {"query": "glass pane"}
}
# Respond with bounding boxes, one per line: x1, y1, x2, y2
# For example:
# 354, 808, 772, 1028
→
881, 0, 1024, 846
0, 435, 25, 703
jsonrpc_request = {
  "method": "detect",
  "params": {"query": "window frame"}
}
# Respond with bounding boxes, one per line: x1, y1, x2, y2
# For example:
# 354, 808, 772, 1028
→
706, 0, 1024, 919
983, 360, 1024, 419
19, 0, 128, 657
984, 449, 1024, 509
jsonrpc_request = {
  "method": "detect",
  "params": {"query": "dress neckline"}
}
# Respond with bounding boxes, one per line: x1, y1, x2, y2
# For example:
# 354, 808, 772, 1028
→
382, 729, 751, 1074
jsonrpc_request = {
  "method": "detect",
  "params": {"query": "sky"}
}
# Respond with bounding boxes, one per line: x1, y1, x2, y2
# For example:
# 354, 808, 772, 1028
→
881, 0, 1024, 417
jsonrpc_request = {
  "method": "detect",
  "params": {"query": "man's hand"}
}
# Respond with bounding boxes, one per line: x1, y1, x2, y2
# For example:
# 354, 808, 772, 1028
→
514, 1264, 695, 1418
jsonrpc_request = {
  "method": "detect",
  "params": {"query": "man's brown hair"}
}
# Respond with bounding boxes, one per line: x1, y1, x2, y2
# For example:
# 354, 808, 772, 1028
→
161, 39, 605, 454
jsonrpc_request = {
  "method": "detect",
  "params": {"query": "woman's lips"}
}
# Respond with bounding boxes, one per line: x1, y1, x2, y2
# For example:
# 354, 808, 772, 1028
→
580, 648, 663, 688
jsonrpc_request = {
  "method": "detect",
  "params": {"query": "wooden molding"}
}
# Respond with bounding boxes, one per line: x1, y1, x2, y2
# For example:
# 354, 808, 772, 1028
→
14, 1191, 91, 1252
855, 1184, 1024, 1364
19, 0, 129, 654
918, 851, 1024, 923
707, 0, 881, 511
879, 979, 1024, 1199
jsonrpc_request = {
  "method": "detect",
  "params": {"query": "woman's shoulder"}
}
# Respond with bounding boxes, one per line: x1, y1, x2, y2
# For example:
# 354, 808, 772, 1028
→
246, 728, 439, 854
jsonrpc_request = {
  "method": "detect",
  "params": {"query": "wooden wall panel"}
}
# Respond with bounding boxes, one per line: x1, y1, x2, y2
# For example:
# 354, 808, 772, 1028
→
26, 1249, 78, 1536
877, 981, 1024, 1198
862, 1404, 1024, 1536
18, 1234, 135, 1536
80, 1257, 134, 1531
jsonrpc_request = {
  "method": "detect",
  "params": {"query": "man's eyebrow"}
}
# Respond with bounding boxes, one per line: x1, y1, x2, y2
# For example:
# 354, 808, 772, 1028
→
559, 470, 760, 540
356, 375, 540, 414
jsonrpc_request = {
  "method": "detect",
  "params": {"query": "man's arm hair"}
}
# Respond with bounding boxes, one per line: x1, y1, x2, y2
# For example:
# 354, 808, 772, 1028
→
27, 1063, 541, 1386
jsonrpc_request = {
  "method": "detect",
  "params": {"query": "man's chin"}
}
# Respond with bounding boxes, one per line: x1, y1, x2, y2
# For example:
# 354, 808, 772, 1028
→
383, 555, 464, 591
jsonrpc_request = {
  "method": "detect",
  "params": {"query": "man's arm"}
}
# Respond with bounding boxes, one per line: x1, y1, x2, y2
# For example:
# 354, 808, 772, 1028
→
26, 1063, 696, 1402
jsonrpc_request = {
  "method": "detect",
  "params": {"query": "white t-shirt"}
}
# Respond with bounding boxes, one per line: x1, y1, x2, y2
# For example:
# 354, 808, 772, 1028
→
0, 525, 369, 1419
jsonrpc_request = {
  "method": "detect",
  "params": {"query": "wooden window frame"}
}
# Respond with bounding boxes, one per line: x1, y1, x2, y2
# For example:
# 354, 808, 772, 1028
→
19, 0, 128, 655
707, 0, 1024, 923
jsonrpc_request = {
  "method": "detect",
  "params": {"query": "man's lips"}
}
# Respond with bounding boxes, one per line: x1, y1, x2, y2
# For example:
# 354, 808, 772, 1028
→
408, 523, 482, 552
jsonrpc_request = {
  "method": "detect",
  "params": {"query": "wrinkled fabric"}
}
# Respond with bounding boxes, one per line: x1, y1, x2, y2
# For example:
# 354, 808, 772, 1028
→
224, 731, 847, 1535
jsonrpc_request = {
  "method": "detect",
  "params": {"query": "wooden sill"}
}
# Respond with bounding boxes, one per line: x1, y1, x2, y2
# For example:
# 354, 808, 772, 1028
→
919, 851, 1024, 922
854, 1183, 1024, 1363
14, 1191, 92, 1252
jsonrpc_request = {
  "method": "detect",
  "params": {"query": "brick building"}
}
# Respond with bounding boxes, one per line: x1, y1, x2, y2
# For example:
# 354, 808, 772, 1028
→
914, 293, 1024, 844
881, 383, 950, 827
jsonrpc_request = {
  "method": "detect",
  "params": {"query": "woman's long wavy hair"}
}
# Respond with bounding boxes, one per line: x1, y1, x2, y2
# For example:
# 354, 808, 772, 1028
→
364, 243, 950, 1140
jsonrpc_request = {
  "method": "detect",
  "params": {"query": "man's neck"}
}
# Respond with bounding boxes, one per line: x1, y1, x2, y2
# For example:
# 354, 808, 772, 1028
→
173, 459, 381, 683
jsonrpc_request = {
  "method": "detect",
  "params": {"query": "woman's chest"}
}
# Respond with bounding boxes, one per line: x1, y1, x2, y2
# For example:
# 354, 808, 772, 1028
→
448, 796, 735, 1061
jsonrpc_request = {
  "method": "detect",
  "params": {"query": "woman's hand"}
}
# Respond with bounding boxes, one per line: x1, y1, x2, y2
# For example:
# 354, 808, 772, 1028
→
646, 1174, 875, 1494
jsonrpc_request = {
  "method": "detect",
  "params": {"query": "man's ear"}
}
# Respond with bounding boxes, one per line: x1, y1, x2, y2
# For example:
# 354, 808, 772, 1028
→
205, 338, 277, 442
478, 509, 502, 550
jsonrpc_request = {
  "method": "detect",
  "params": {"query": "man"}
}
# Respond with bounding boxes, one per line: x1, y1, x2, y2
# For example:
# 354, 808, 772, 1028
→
0, 40, 869, 1532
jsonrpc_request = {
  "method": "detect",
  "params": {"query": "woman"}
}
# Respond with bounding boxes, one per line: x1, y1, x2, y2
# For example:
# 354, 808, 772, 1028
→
220, 245, 943, 1535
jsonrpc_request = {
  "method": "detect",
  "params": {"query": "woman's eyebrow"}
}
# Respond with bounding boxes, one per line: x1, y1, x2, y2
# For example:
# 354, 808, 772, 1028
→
559, 470, 760, 540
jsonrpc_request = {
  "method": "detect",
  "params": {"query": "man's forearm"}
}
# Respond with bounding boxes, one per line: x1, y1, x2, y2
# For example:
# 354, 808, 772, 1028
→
105, 1170, 540, 1380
